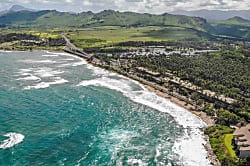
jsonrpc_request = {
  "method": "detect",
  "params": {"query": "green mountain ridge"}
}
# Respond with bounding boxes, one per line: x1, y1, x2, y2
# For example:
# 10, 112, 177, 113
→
0, 10, 249, 41
0, 9, 208, 29
210, 16, 250, 40
214, 16, 250, 26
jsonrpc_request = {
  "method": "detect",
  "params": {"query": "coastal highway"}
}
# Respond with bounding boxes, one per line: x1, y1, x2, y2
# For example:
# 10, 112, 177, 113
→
61, 34, 91, 59
61, 34, 195, 106
61, 34, 199, 107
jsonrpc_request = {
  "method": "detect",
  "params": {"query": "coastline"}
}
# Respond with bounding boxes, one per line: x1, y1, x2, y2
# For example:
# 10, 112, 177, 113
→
63, 49, 220, 166
4, 48, 220, 165
143, 85, 215, 126
87, 58, 220, 166
142, 84, 220, 166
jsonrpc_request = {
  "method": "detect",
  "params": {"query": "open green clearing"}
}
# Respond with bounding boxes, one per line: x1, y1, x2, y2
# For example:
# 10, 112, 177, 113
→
224, 134, 237, 158
205, 125, 238, 164
67, 26, 215, 48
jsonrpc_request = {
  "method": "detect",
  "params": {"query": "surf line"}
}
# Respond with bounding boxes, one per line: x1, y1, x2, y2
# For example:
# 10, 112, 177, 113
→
0, 133, 25, 149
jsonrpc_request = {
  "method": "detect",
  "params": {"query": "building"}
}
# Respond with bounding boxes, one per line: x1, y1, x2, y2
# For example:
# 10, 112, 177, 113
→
233, 124, 250, 158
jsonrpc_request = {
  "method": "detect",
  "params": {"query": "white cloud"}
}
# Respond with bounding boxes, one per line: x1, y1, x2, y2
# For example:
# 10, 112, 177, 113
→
0, 0, 249, 13
83, 0, 93, 7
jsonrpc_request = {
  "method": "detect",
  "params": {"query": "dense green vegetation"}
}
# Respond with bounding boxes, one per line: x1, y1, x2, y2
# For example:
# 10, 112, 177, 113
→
134, 48, 249, 99
0, 31, 65, 50
0, 10, 208, 29
205, 125, 249, 165
132, 45, 250, 124
213, 17, 250, 27
0, 33, 39, 43
0, 9, 249, 41
210, 17, 250, 40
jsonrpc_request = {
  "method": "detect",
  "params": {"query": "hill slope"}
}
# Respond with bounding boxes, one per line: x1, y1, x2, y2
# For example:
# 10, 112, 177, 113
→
214, 16, 250, 26
210, 17, 250, 40
0, 9, 209, 30
0, 10, 249, 41
170, 10, 250, 21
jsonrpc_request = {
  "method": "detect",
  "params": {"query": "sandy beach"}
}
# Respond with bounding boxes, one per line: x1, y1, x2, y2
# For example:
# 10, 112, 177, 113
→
64, 49, 221, 165
143, 84, 215, 126
143, 84, 221, 166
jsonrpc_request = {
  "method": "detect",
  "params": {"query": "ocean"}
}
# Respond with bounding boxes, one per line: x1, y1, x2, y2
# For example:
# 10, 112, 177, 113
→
0, 50, 210, 166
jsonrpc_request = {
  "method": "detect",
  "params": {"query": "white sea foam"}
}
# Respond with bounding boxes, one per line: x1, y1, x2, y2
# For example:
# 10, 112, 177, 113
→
77, 64, 210, 166
19, 59, 57, 64
34, 68, 64, 78
57, 61, 87, 68
42, 54, 59, 57
46, 51, 82, 60
98, 129, 144, 164
46, 51, 71, 56
19, 73, 31, 76
57, 63, 70, 68
86, 65, 116, 76
71, 61, 87, 67
64, 58, 75, 61
127, 159, 146, 166
173, 129, 209, 166
0, 133, 24, 149
24, 78, 68, 90
49, 77, 69, 85
17, 75, 41, 81
18, 69, 33, 72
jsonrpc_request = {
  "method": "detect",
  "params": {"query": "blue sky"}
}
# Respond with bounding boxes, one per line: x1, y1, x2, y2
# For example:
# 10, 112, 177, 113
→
0, 0, 249, 13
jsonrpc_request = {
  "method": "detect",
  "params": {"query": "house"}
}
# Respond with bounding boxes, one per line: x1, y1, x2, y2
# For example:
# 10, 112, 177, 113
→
233, 124, 250, 158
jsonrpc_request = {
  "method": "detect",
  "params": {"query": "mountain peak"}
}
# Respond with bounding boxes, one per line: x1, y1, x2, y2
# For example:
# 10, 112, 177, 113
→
229, 16, 246, 21
9, 5, 32, 12
227, 16, 249, 23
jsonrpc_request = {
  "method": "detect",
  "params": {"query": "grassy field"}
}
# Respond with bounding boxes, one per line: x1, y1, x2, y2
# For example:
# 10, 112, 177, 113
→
205, 125, 237, 163
2, 30, 61, 39
67, 26, 213, 48
224, 134, 237, 158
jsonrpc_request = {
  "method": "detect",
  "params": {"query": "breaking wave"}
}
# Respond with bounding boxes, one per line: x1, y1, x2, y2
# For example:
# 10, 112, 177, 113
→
77, 64, 210, 166
0, 133, 24, 149
24, 77, 68, 90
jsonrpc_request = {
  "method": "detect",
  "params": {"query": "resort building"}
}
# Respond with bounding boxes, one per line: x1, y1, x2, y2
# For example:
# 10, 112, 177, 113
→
233, 124, 250, 158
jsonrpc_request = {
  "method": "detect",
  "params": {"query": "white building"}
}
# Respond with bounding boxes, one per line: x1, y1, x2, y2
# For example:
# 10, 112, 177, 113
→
233, 124, 250, 158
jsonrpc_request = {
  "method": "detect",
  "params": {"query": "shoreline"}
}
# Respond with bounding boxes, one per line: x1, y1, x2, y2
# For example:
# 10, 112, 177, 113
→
85, 56, 220, 166
87, 58, 221, 166
63, 49, 220, 165
4, 48, 220, 165
143, 85, 215, 126
142, 84, 220, 166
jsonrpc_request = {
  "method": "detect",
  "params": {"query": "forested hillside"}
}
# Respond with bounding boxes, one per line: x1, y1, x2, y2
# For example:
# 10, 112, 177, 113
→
0, 10, 249, 41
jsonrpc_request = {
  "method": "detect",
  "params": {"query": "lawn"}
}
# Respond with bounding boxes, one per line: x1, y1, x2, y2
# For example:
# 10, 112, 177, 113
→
224, 134, 237, 158
205, 125, 237, 163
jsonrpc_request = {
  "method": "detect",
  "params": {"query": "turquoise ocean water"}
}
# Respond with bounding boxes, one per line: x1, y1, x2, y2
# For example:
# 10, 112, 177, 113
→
0, 50, 210, 166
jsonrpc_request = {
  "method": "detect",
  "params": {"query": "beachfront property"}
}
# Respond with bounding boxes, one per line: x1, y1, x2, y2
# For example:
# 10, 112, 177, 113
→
233, 124, 250, 158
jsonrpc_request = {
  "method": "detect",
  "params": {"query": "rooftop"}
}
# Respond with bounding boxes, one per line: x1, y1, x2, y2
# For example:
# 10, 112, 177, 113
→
233, 124, 250, 151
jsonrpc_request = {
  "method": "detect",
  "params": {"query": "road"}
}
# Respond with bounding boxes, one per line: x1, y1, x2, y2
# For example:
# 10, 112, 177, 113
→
61, 34, 91, 59
61, 33, 229, 108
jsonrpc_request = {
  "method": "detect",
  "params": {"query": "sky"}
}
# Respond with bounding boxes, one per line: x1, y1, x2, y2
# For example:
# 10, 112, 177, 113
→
0, 0, 249, 14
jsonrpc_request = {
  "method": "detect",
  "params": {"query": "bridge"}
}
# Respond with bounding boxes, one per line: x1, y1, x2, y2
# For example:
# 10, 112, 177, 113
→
61, 33, 92, 60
